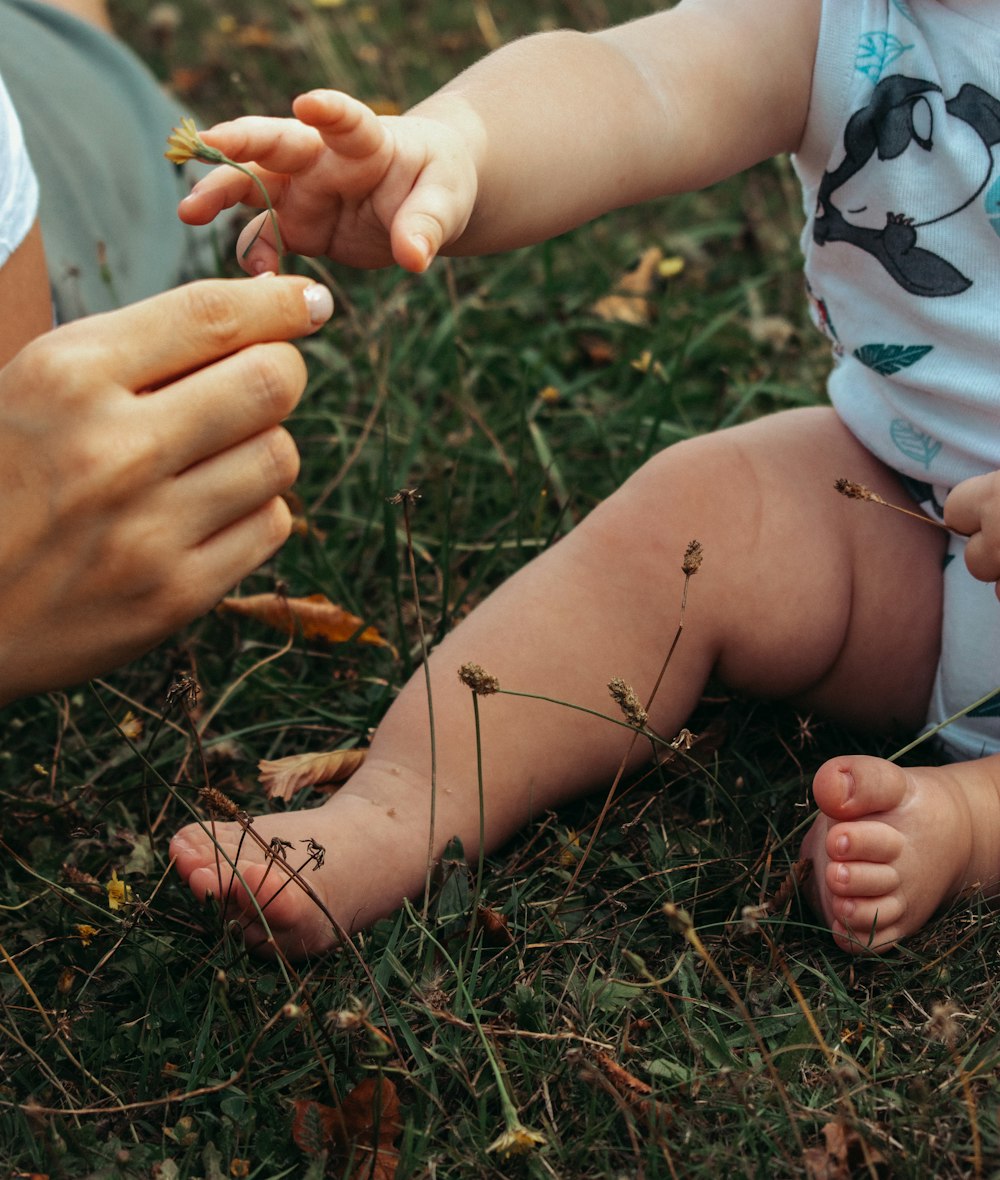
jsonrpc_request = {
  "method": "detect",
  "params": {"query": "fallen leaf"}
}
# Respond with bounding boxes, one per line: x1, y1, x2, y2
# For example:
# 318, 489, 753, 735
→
168, 66, 210, 96
803, 1121, 887, 1179
292, 1077, 403, 1180
475, 905, 514, 946
575, 1049, 675, 1129
259, 748, 367, 801
218, 593, 394, 653
590, 247, 663, 325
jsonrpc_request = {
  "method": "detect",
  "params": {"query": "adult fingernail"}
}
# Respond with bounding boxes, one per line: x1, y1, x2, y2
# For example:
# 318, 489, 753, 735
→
304, 283, 334, 325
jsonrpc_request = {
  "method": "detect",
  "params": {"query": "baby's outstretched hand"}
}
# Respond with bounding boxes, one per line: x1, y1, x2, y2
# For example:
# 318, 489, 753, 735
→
944, 472, 1000, 592
178, 90, 479, 274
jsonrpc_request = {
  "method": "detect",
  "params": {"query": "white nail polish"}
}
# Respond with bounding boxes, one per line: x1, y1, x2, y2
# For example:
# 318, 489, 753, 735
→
304, 283, 334, 325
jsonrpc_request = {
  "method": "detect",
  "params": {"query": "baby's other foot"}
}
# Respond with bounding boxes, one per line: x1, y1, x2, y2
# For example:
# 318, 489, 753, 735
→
800, 753, 1000, 952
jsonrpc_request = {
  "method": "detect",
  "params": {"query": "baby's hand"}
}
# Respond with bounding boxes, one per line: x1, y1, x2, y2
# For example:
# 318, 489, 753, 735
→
944, 472, 1000, 592
178, 90, 479, 274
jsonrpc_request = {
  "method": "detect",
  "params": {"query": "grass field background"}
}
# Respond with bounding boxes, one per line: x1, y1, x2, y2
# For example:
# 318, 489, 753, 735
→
1, 2, 998, 1176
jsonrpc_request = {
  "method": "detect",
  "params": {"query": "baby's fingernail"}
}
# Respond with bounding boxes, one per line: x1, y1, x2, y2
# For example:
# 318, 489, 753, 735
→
304, 283, 334, 325
253, 268, 277, 279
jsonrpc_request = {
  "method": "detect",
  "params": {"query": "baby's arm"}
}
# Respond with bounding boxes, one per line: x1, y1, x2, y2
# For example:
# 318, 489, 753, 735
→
180, 0, 819, 273
945, 473, 1000, 594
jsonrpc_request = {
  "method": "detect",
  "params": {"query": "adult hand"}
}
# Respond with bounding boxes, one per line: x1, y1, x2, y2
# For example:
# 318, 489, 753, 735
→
0, 274, 333, 705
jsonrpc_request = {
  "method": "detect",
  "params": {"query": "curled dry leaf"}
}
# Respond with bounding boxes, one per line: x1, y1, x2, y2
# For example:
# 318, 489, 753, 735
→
218, 592, 394, 653
259, 748, 367, 802
802, 1120, 887, 1180
590, 246, 664, 325
291, 1076, 402, 1180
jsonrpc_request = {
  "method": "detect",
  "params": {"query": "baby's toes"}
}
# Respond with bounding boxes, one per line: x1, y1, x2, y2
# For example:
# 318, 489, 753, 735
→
813, 755, 910, 822
825, 858, 900, 898
831, 891, 905, 940
826, 819, 905, 867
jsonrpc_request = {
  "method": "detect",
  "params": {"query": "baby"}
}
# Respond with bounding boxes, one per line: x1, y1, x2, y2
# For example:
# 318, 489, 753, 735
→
170, 0, 1000, 957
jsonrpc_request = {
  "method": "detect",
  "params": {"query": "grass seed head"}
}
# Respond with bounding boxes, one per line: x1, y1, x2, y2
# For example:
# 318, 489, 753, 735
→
834, 477, 884, 504
458, 662, 501, 695
927, 1000, 962, 1047
682, 539, 704, 575
608, 677, 648, 728
198, 786, 242, 821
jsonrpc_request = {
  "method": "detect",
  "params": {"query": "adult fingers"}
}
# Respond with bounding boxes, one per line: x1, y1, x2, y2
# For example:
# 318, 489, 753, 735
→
171, 424, 301, 547
90, 275, 333, 391
149, 339, 307, 472
162, 496, 296, 631
236, 213, 283, 275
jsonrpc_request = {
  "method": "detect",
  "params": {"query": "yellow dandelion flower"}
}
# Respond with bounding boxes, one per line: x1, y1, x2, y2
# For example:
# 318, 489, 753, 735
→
106, 869, 133, 912
164, 117, 224, 166
486, 1124, 547, 1158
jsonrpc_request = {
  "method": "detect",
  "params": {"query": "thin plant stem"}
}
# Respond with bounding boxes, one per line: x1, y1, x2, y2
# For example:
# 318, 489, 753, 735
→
888, 684, 1000, 762
561, 543, 701, 902
464, 690, 487, 962
393, 491, 439, 929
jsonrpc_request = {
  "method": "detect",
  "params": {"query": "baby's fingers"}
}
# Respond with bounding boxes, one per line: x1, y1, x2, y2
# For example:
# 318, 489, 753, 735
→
178, 162, 273, 226
943, 473, 990, 537
292, 90, 389, 162
389, 149, 478, 272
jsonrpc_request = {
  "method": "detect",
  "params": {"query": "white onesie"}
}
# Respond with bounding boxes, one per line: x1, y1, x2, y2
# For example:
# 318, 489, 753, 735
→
793, 0, 1000, 757
0, 69, 37, 269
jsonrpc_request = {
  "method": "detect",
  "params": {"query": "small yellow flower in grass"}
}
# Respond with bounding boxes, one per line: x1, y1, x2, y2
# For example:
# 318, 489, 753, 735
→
164, 116, 225, 166
106, 869, 133, 912
74, 923, 100, 946
487, 1123, 547, 1158
229, 1159, 250, 1179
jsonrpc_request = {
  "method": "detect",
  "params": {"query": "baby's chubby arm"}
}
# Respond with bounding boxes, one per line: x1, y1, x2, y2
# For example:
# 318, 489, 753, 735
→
945, 473, 1000, 594
179, 0, 819, 273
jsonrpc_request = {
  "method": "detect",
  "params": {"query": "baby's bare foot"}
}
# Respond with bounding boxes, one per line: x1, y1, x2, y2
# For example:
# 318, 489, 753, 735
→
801, 753, 1000, 952
170, 762, 433, 958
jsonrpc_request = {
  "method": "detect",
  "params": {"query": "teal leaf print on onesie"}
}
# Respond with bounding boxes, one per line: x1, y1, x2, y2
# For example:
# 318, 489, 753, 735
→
856, 32, 914, 83
890, 420, 942, 468
854, 343, 933, 375
890, 0, 916, 23
987, 174, 1000, 241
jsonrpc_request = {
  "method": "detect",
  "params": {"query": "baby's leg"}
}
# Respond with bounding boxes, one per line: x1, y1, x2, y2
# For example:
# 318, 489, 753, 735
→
170, 406, 956, 956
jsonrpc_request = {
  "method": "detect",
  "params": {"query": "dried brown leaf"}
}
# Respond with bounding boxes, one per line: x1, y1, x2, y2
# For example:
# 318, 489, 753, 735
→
590, 247, 664, 325
803, 1121, 887, 1180
291, 1077, 402, 1179
218, 593, 394, 652
259, 748, 366, 802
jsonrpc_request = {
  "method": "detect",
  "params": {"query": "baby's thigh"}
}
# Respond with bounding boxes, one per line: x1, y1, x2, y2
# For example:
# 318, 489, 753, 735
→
578, 406, 945, 727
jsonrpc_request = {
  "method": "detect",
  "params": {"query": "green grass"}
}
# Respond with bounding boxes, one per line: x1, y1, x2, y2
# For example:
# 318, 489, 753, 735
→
2, 2, 999, 1177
